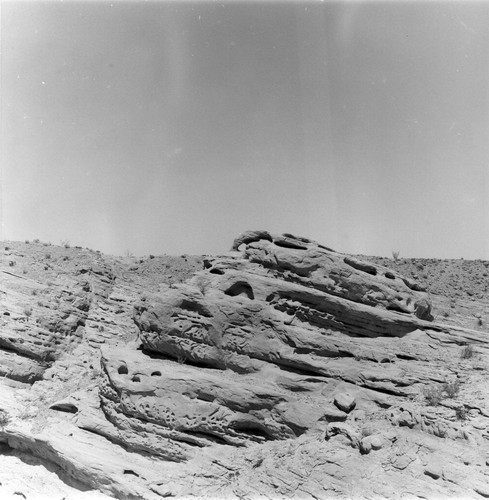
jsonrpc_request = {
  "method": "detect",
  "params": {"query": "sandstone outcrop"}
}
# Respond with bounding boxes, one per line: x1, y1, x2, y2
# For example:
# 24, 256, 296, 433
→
1, 235, 489, 499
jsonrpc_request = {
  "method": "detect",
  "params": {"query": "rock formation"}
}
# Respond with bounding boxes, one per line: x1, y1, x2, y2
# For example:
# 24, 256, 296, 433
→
1, 233, 489, 499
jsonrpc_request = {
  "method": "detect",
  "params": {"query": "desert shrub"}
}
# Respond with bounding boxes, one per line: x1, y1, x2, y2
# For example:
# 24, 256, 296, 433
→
33, 238, 40, 243
149, 254, 155, 259
25, 240, 30, 244
392, 250, 400, 261
63, 256, 69, 261
461, 345, 475, 359
9, 261, 15, 267
23, 306, 33, 318
442, 311, 450, 318
443, 380, 461, 398
31, 289, 38, 296
0, 409, 11, 428
4, 246, 9, 251
45, 253, 51, 259
423, 385, 443, 406
455, 406, 468, 420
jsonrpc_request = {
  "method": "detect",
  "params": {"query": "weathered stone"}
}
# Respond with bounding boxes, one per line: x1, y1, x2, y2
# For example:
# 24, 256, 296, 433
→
425, 463, 442, 480
334, 393, 356, 413
231, 230, 273, 251
2, 234, 489, 500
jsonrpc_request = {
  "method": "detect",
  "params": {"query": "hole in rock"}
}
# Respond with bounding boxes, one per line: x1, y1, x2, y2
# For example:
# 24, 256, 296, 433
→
3, 312, 10, 316
151, 371, 161, 377
396, 354, 417, 361
318, 244, 335, 252
224, 282, 254, 300
123, 469, 139, 477
50, 403, 79, 414
183, 430, 228, 445
132, 375, 141, 382
273, 239, 308, 250
180, 299, 213, 317
343, 256, 377, 275
118, 365, 128, 375
232, 422, 271, 440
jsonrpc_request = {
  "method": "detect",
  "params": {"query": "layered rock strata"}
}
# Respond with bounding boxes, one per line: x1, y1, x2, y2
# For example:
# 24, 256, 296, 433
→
1, 234, 489, 500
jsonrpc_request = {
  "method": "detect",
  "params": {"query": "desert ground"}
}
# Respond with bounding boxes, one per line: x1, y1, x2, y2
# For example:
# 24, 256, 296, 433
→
1, 231, 489, 499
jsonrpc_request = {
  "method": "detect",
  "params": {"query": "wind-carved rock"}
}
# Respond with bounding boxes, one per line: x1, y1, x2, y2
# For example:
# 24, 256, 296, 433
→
4, 235, 489, 500
98, 232, 436, 459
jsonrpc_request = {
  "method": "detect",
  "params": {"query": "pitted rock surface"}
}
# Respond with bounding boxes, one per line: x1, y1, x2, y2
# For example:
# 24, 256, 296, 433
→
1, 234, 489, 499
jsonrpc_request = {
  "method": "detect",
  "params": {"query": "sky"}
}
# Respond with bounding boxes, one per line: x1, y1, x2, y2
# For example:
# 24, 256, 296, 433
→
1, 0, 489, 258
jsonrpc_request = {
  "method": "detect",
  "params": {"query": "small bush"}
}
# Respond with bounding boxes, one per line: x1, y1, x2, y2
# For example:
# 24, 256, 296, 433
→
45, 253, 51, 259
424, 385, 443, 406
392, 250, 400, 261
9, 261, 15, 267
443, 380, 461, 398
461, 345, 475, 359
4, 246, 9, 251
23, 306, 33, 318
0, 409, 11, 427
455, 406, 468, 420
149, 254, 155, 259
25, 240, 30, 244
33, 238, 40, 243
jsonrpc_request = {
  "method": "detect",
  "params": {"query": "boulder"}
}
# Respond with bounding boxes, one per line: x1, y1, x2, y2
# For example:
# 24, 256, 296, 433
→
334, 393, 356, 413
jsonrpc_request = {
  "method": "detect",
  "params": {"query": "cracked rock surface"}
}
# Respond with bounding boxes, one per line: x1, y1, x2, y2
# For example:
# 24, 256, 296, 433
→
1, 233, 489, 499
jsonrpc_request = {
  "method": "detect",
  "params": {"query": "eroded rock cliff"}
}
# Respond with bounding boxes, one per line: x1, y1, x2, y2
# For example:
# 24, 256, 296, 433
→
1, 233, 489, 499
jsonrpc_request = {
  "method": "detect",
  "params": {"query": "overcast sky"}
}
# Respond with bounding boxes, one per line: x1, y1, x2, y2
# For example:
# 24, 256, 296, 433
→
2, 1, 488, 258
